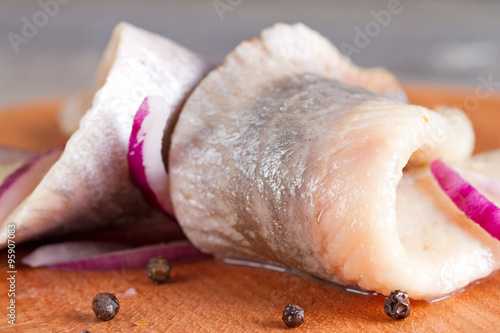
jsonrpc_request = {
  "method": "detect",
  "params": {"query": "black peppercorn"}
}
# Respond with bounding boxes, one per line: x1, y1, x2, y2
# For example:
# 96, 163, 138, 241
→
92, 293, 120, 321
146, 255, 172, 284
384, 290, 410, 320
282, 304, 305, 328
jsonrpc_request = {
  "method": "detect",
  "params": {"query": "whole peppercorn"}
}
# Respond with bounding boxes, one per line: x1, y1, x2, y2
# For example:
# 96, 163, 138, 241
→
282, 304, 305, 328
92, 293, 120, 321
146, 256, 172, 284
384, 290, 410, 320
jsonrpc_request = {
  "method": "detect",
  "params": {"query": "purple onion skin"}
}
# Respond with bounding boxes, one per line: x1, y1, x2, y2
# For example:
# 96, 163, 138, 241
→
0, 146, 34, 164
128, 97, 163, 208
431, 159, 500, 239
0, 158, 33, 198
48, 241, 208, 271
127, 97, 176, 220
0, 147, 63, 199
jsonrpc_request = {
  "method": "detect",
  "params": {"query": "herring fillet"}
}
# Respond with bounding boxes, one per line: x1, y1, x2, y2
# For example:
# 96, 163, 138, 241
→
169, 23, 500, 299
0, 23, 210, 246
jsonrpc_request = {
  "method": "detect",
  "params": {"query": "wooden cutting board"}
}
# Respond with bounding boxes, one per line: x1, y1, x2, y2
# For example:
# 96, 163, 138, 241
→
1, 85, 500, 332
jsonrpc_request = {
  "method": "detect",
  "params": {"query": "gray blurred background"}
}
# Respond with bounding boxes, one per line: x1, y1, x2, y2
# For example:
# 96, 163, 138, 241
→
1, 0, 499, 106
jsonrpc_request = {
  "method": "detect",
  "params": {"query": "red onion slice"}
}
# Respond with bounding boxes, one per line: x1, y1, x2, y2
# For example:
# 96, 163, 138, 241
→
26, 241, 208, 271
0, 147, 35, 182
22, 241, 129, 267
0, 146, 34, 164
0, 147, 63, 222
128, 97, 174, 215
430, 159, 500, 239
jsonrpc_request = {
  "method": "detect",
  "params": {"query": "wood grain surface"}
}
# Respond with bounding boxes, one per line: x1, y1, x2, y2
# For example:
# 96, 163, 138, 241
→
1, 85, 500, 332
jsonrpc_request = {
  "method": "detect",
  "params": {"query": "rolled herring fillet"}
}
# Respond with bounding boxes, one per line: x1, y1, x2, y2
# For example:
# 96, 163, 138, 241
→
169, 23, 500, 299
0, 22, 210, 246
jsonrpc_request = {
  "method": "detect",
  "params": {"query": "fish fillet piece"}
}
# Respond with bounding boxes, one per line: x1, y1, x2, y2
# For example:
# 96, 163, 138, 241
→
169, 23, 499, 299
0, 22, 210, 246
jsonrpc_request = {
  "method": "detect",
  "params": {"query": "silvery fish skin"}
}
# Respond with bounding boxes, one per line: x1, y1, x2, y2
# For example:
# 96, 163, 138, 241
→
0, 23, 210, 246
169, 23, 500, 299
